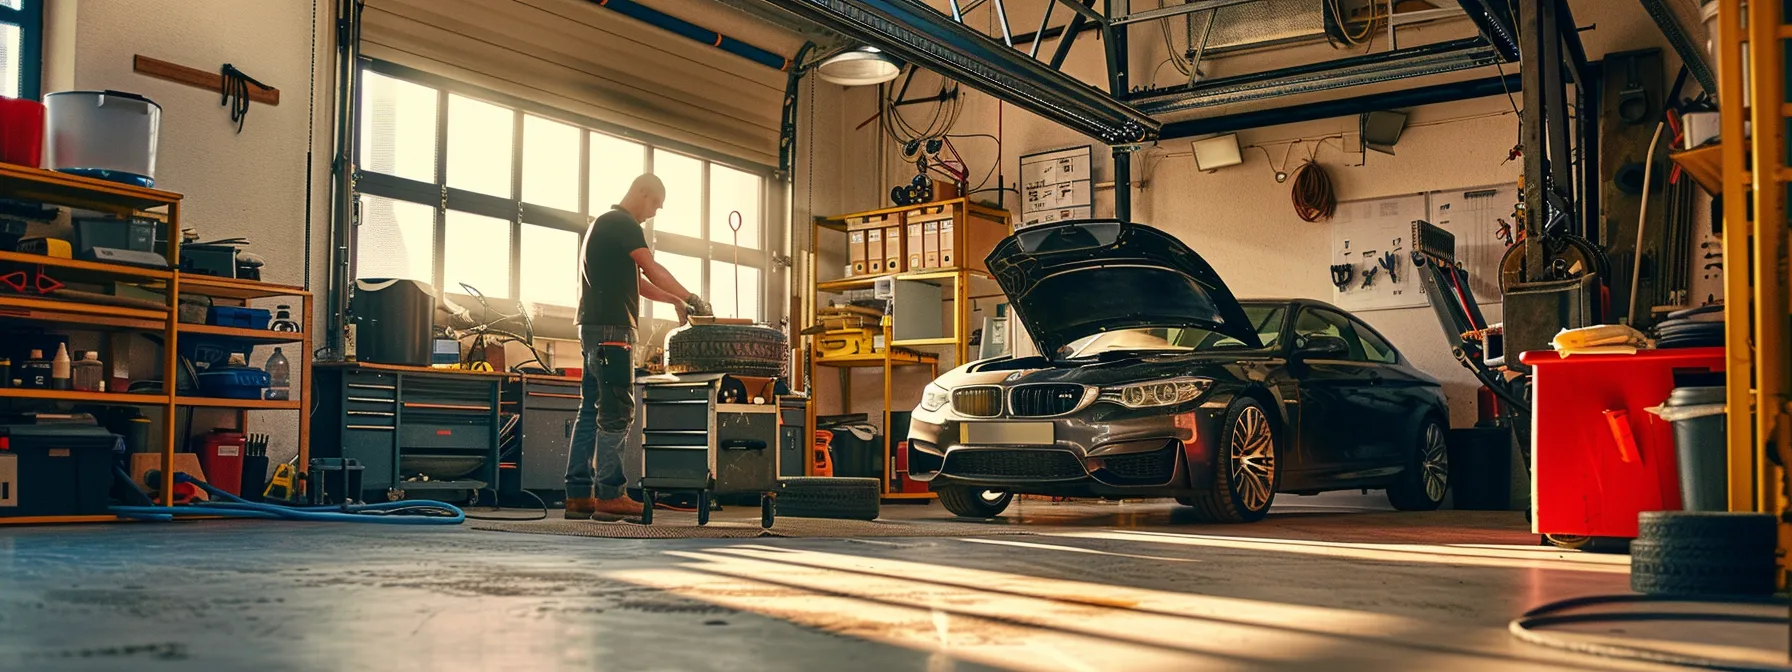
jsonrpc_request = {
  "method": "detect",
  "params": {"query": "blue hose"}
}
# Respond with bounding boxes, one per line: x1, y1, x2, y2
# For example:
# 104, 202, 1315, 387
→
110, 472, 465, 525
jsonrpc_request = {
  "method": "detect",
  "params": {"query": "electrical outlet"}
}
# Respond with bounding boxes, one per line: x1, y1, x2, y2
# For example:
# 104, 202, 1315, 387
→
0, 454, 16, 508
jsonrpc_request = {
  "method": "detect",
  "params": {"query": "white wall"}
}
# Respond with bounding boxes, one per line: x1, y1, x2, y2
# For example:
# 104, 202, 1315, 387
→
822, 0, 1695, 433
64, 0, 335, 464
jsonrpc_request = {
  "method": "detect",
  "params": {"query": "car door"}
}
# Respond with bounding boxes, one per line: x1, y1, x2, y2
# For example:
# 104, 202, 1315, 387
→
1349, 317, 1420, 467
1288, 307, 1381, 475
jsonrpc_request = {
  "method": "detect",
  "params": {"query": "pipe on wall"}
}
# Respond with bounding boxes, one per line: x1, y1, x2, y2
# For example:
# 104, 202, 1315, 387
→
579, 0, 793, 70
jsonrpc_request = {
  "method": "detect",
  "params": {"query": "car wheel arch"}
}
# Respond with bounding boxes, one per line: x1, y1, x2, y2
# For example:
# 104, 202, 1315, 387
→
1183, 385, 1290, 490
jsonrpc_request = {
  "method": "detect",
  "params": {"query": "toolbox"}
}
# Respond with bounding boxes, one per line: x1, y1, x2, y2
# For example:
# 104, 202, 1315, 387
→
815, 327, 880, 359
0, 424, 118, 517
635, 372, 780, 527
207, 305, 271, 330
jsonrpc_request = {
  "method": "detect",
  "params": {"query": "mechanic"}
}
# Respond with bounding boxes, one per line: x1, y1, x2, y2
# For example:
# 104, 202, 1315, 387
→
566, 173, 712, 520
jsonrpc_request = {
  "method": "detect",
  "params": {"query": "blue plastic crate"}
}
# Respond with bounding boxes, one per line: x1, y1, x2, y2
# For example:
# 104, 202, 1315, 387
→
196, 366, 270, 400
207, 306, 271, 330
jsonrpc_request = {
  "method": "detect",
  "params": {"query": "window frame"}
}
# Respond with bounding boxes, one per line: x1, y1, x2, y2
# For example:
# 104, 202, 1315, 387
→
1350, 317, 1402, 365
1, 0, 43, 100
350, 59, 774, 331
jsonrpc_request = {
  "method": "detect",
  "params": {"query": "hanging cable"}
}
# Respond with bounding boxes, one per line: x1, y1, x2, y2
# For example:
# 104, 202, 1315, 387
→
220, 63, 272, 134
1290, 153, 1337, 222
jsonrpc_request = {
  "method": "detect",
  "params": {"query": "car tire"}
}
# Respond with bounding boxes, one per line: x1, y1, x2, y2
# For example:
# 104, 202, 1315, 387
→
776, 477, 881, 520
1187, 398, 1278, 524
665, 324, 790, 379
1387, 418, 1449, 511
937, 487, 1013, 519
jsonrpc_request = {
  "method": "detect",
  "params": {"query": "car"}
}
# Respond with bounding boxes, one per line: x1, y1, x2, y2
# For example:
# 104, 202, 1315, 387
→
906, 219, 1452, 522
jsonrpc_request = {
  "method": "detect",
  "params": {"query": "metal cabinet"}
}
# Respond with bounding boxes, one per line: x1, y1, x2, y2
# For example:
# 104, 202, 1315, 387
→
312, 363, 503, 501
504, 376, 581, 492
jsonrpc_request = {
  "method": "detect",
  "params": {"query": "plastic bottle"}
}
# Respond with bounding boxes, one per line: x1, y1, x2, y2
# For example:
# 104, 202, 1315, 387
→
266, 348, 291, 401
71, 351, 103, 392
50, 344, 71, 390
19, 349, 49, 389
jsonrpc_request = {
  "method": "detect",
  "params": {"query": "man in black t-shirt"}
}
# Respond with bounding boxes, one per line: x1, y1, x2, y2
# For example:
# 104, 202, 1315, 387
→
566, 174, 711, 520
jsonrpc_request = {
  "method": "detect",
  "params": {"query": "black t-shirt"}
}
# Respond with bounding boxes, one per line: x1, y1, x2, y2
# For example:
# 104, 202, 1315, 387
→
578, 207, 649, 327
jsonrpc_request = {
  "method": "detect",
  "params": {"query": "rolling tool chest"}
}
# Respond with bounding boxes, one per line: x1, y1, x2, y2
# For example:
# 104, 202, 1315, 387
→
634, 373, 780, 527
310, 362, 504, 502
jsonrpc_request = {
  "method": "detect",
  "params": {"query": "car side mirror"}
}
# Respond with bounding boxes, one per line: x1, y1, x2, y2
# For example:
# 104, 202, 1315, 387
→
1294, 334, 1350, 359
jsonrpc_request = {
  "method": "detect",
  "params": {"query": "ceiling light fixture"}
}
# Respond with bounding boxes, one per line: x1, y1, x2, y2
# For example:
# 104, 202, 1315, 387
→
815, 46, 903, 86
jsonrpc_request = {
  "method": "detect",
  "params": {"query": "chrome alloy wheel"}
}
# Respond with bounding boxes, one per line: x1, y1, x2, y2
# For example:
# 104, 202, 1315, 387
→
1421, 423, 1450, 502
977, 489, 1006, 504
1229, 406, 1276, 511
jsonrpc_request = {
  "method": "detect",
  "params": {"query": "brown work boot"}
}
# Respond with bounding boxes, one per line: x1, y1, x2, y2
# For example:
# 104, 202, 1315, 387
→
589, 495, 644, 521
564, 497, 598, 520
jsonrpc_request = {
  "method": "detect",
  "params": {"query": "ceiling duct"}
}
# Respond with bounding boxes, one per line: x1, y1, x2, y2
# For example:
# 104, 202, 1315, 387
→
757, 0, 1161, 143
1130, 37, 1500, 114
1198, 0, 1328, 54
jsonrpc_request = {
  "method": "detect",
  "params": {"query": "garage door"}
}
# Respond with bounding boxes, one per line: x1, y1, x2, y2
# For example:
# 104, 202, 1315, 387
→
360, 0, 793, 167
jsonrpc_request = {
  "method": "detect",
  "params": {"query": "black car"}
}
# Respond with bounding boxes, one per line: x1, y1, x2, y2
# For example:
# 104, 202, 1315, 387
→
906, 219, 1451, 522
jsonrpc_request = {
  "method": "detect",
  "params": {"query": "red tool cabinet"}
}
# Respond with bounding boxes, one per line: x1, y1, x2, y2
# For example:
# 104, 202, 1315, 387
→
1520, 347, 1724, 538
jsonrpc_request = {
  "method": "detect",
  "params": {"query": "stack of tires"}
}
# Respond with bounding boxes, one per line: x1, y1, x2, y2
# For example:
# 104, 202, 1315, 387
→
1630, 511, 1778, 596
665, 324, 789, 380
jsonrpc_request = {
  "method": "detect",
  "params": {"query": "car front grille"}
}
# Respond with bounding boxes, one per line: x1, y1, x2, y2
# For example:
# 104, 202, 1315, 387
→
943, 449, 1086, 480
952, 387, 1003, 418
1008, 384, 1087, 417
1097, 445, 1179, 484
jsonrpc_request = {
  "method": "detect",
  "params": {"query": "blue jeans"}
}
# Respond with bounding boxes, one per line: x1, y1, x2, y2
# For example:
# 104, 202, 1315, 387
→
565, 325, 635, 500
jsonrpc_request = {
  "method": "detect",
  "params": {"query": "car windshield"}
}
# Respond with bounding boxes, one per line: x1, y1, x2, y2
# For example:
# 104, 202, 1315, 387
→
1059, 304, 1287, 358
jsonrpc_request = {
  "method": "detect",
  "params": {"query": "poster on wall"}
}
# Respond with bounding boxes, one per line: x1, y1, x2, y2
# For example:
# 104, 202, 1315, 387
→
1019, 146, 1092, 229
1329, 193, 1429, 312
1427, 184, 1518, 305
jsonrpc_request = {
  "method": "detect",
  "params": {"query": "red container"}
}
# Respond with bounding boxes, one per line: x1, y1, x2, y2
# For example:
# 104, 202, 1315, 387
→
0, 97, 45, 168
1519, 347, 1725, 539
193, 429, 248, 496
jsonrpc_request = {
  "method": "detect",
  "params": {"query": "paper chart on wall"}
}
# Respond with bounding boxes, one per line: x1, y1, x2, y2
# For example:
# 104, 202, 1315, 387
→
1426, 184, 1517, 305
1329, 193, 1428, 312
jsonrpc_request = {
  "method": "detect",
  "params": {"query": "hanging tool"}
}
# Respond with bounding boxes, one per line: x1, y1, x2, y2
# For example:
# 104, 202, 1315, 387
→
1378, 251, 1400, 284
1359, 265, 1379, 289
219, 64, 274, 133
1330, 264, 1354, 291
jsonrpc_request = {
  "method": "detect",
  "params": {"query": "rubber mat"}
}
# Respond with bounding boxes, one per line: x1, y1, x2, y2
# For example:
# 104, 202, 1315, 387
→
468, 515, 1032, 539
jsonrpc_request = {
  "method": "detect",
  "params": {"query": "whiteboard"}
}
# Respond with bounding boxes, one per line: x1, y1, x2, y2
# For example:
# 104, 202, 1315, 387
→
1330, 194, 1428, 312
1427, 184, 1516, 304
1020, 145, 1093, 228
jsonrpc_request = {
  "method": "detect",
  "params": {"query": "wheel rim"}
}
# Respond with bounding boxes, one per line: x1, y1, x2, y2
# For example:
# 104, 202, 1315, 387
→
978, 489, 1006, 504
1421, 424, 1449, 502
1229, 406, 1276, 511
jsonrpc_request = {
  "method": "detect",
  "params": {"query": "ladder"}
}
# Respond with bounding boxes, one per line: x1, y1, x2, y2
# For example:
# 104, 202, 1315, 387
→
1713, 0, 1792, 586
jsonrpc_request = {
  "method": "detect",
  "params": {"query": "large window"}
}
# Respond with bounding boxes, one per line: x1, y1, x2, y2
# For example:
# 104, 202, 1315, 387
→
1, 0, 42, 100
353, 63, 770, 324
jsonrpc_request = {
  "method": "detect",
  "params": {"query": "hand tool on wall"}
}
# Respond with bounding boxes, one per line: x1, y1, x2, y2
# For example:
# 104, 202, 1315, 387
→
1359, 265, 1379, 289
1378, 251, 1400, 284
1330, 264, 1353, 291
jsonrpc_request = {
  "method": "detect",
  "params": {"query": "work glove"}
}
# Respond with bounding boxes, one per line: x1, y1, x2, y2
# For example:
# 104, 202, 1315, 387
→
684, 294, 714, 317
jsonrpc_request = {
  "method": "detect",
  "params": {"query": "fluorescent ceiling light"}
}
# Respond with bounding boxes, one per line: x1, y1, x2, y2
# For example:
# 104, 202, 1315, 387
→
816, 46, 903, 86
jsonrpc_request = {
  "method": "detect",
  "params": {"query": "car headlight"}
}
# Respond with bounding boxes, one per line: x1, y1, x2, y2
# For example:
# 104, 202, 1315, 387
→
920, 383, 952, 412
1098, 377, 1213, 409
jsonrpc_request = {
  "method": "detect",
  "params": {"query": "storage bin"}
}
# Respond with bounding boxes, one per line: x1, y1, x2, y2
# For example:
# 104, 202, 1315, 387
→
196, 366, 270, 400
0, 424, 118, 517
207, 306, 271, 330
43, 91, 160, 187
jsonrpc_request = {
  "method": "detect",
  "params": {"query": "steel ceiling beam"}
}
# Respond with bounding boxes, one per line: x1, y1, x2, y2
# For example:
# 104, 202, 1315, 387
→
760, 0, 1159, 142
1637, 0, 1717, 94
1454, 0, 1519, 62
1050, 0, 1104, 24
1129, 37, 1500, 115
1157, 73, 1521, 140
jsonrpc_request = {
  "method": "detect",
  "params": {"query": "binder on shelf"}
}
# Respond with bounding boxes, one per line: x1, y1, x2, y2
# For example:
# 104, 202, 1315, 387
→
922, 221, 940, 268
866, 228, 884, 274
849, 230, 867, 275
939, 220, 956, 268
907, 222, 924, 270
884, 225, 903, 273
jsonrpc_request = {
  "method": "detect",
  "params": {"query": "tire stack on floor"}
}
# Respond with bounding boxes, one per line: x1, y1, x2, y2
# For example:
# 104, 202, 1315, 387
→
662, 323, 882, 522
1629, 511, 1778, 596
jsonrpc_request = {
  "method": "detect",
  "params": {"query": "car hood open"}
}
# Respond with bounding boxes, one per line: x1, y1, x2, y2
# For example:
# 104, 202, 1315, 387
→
985, 219, 1261, 359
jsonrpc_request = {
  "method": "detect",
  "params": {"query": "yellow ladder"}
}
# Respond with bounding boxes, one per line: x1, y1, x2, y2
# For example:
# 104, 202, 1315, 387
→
1715, 0, 1792, 586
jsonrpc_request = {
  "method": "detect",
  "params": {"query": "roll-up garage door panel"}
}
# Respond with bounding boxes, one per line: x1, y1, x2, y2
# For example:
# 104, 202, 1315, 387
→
362, 0, 785, 166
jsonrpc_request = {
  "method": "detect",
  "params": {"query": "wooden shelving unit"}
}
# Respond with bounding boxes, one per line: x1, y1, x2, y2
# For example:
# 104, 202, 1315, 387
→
0, 165, 312, 525
804, 197, 1012, 500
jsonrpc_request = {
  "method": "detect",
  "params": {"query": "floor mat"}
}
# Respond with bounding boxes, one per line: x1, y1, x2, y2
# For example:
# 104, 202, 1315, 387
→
469, 515, 1032, 539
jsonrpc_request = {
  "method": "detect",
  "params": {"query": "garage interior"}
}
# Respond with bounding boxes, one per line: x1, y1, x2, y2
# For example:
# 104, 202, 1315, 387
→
0, 0, 1787, 669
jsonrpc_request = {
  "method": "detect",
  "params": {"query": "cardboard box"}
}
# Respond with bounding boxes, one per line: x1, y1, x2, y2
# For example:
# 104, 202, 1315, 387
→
849, 230, 867, 275
907, 222, 924, 270
884, 225, 903, 273
866, 228, 884, 274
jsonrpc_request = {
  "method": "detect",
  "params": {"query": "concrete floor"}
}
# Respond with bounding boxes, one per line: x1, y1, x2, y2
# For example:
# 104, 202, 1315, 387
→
0, 493, 1782, 671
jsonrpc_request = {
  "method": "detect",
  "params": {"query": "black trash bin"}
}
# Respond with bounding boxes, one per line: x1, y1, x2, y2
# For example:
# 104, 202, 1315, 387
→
1663, 386, 1727, 512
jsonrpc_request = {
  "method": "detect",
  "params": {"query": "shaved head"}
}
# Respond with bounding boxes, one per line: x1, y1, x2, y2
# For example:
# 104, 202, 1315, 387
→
618, 173, 666, 223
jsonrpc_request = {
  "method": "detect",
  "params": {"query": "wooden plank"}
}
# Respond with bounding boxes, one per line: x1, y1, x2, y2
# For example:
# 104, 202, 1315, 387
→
0, 388, 169, 406
133, 55, 280, 106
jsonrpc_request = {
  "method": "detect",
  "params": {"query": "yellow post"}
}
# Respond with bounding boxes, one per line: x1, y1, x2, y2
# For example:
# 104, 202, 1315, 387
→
1747, 0, 1792, 586
1717, 0, 1755, 514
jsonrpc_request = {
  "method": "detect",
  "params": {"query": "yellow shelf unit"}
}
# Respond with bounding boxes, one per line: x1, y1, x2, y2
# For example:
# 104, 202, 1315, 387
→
0, 165, 313, 522
805, 198, 1013, 500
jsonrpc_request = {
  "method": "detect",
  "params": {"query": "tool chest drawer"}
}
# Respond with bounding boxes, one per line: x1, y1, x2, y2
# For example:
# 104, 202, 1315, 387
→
644, 400, 710, 432
643, 384, 711, 403
521, 384, 581, 412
